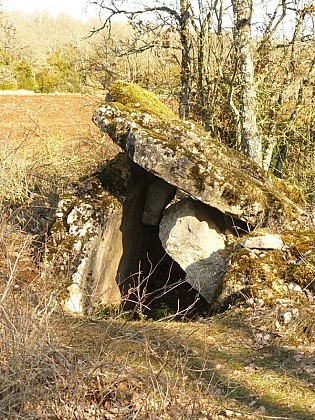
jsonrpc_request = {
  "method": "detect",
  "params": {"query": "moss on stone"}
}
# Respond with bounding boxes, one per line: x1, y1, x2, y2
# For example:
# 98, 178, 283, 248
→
219, 229, 315, 311
221, 247, 289, 304
289, 264, 315, 291
110, 80, 177, 121
282, 230, 315, 252
272, 176, 306, 208
282, 230, 315, 292
97, 81, 306, 227
96, 153, 130, 202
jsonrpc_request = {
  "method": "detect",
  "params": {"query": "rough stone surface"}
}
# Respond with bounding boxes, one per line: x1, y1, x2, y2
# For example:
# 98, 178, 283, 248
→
45, 155, 180, 315
216, 230, 315, 312
93, 81, 305, 228
44, 177, 122, 315
159, 199, 227, 303
44, 82, 313, 316
142, 179, 176, 225
240, 234, 283, 250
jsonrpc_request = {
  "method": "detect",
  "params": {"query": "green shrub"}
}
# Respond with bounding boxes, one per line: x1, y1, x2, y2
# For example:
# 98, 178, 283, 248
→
13, 59, 34, 91
35, 68, 57, 93
0, 65, 17, 90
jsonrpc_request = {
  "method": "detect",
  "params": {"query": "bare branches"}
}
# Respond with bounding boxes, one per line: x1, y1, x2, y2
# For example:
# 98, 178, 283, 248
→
88, 1, 182, 37
0, 6, 16, 48
257, 0, 287, 56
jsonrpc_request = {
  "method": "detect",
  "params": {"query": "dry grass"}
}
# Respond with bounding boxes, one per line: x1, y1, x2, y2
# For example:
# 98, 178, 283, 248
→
0, 93, 314, 419
1, 291, 314, 419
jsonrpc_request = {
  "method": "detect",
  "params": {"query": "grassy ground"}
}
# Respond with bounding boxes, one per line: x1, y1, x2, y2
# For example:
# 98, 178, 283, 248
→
0, 93, 314, 419
1, 292, 314, 419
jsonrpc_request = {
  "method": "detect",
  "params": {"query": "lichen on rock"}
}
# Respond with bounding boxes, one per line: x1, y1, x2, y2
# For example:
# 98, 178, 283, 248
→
44, 81, 314, 320
93, 81, 305, 228
216, 229, 315, 312
43, 155, 130, 315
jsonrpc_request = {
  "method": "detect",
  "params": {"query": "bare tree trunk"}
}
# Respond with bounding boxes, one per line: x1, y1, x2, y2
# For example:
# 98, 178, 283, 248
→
179, 0, 191, 120
232, 0, 262, 166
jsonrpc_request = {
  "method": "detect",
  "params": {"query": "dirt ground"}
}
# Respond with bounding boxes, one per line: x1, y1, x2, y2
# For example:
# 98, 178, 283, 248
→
0, 93, 103, 141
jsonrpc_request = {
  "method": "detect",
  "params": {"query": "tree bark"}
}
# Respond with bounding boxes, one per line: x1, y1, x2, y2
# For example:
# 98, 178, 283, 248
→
179, 0, 191, 120
232, 0, 262, 166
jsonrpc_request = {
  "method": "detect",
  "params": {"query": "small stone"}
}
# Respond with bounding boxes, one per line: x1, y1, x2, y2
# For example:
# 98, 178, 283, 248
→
257, 406, 266, 413
288, 282, 303, 293
241, 234, 283, 250
280, 310, 296, 325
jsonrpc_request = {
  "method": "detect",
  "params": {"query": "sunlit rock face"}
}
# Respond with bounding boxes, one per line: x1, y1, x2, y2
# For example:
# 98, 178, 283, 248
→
159, 199, 227, 304
93, 81, 304, 228
44, 176, 122, 315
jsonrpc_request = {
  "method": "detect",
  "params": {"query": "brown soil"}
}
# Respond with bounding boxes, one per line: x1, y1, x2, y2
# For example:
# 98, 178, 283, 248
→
0, 93, 103, 141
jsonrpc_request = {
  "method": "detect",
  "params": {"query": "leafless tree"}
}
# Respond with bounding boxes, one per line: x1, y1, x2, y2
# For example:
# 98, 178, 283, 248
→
88, 0, 192, 119
0, 3, 16, 48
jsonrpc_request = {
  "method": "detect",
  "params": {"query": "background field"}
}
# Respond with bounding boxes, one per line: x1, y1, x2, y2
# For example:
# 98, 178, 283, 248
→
0, 92, 101, 140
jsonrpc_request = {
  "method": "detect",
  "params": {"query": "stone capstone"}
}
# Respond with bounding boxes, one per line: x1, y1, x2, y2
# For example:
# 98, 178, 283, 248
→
159, 199, 227, 303
93, 81, 305, 228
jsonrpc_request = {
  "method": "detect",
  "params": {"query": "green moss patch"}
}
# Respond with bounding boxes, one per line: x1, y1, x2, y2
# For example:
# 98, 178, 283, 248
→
282, 230, 315, 292
110, 80, 177, 121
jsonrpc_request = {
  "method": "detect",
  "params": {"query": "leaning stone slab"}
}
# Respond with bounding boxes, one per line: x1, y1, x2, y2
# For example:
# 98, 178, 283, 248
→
93, 81, 305, 228
43, 154, 132, 315
44, 177, 122, 315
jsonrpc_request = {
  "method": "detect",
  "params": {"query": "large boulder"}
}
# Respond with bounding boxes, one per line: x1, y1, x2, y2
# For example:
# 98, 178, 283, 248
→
93, 81, 305, 228
159, 199, 227, 303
